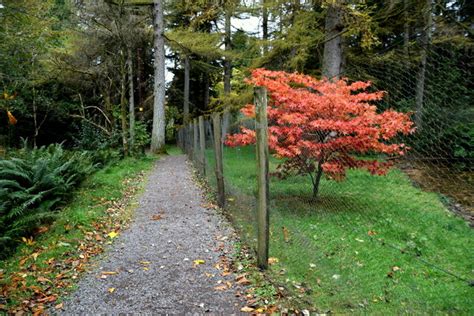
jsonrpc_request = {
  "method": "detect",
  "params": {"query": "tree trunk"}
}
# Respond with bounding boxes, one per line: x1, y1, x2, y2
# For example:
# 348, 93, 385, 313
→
120, 54, 129, 156
127, 48, 135, 150
403, 0, 410, 56
221, 4, 232, 141
203, 71, 210, 110
183, 54, 190, 123
262, 0, 268, 53
414, 0, 432, 130
151, 0, 166, 153
322, 2, 344, 79
312, 163, 324, 199
33, 85, 38, 149
136, 47, 144, 111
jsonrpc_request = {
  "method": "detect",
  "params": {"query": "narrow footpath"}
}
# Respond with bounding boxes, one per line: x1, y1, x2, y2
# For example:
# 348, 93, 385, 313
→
62, 155, 244, 314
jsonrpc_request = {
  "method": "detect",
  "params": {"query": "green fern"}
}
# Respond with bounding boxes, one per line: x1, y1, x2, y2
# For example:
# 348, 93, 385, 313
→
0, 144, 95, 258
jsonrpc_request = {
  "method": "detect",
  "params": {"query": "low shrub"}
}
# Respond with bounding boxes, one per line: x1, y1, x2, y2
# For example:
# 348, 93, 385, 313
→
0, 144, 95, 257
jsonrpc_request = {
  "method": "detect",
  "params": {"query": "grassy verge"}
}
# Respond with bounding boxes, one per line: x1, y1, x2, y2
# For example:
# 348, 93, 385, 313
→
207, 146, 473, 314
0, 156, 156, 314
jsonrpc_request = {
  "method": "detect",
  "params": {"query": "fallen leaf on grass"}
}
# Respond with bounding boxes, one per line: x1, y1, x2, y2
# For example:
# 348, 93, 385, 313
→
282, 226, 290, 242
268, 257, 279, 265
236, 276, 251, 285
37, 276, 51, 283
107, 231, 118, 239
31, 252, 39, 261
108, 287, 115, 293
21, 236, 35, 246
241, 306, 254, 312
368, 230, 377, 236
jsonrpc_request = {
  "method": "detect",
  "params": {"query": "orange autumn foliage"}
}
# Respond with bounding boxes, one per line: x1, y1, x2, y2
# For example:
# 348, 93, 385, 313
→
7, 110, 17, 125
226, 69, 415, 197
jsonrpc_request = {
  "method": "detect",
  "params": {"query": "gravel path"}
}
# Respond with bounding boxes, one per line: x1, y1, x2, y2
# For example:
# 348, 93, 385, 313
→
61, 155, 244, 314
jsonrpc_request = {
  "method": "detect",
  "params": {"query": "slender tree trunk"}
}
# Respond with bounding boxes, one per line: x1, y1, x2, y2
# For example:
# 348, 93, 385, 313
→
32, 85, 38, 149
151, 0, 166, 153
104, 89, 114, 131
120, 54, 129, 156
312, 162, 324, 199
221, 4, 232, 141
262, 0, 268, 53
322, 2, 344, 79
183, 54, 190, 123
127, 48, 135, 150
414, 0, 432, 130
403, 0, 410, 56
203, 71, 210, 110
136, 47, 144, 110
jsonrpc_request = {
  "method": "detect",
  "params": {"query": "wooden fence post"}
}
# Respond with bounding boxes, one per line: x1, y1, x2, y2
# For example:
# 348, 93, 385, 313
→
188, 122, 193, 156
255, 86, 269, 270
212, 113, 225, 208
199, 116, 206, 176
193, 118, 199, 162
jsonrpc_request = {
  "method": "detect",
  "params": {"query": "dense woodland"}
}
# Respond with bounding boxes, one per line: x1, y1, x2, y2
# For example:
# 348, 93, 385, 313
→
0, 0, 472, 158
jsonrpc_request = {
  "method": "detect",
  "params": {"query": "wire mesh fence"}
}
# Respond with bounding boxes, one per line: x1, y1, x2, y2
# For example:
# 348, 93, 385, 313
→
177, 41, 472, 313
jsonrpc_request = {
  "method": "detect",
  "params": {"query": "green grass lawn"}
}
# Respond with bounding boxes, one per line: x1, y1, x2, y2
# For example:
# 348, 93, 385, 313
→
0, 156, 155, 313
206, 146, 473, 314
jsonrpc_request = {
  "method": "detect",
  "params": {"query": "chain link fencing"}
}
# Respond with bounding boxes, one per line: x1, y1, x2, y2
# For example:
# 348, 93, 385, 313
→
176, 41, 472, 313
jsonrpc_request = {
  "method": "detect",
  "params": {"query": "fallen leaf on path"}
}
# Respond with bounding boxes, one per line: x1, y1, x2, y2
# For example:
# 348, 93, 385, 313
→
101, 271, 118, 275
140, 261, 151, 265
214, 285, 227, 291
54, 303, 64, 310
193, 259, 205, 266
151, 214, 163, 220
107, 231, 118, 239
108, 287, 115, 293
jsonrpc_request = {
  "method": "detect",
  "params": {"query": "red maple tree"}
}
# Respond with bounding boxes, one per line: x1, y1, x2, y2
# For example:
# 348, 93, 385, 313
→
226, 69, 414, 198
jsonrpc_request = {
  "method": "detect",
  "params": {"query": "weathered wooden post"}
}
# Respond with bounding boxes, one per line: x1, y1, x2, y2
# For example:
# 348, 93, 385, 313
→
193, 118, 199, 163
255, 86, 269, 270
212, 113, 225, 208
188, 122, 193, 157
199, 116, 206, 176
